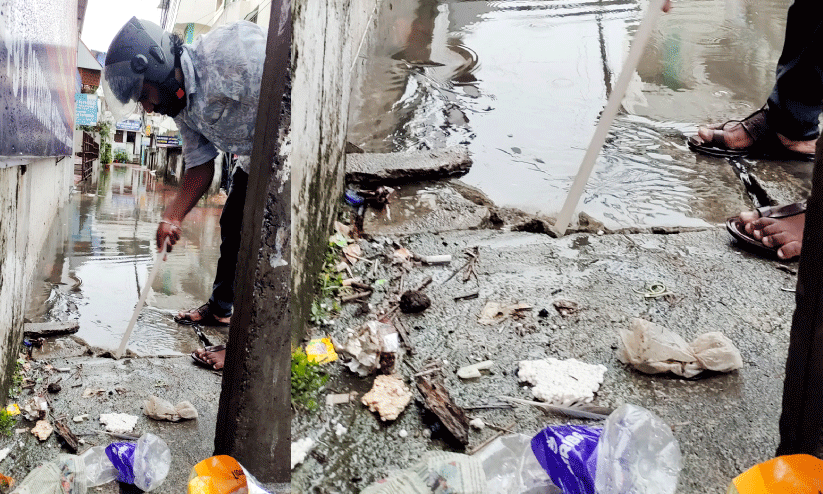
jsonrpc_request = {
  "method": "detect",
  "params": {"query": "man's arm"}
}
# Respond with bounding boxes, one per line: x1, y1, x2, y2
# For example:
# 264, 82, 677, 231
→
156, 159, 216, 251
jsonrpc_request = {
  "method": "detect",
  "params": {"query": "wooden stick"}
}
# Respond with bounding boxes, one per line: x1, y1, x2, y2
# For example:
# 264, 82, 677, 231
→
553, 0, 666, 236
115, 239, 169, 359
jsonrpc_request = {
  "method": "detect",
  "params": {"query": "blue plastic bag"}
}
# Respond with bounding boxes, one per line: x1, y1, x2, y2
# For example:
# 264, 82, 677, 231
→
105, 441, 137, 484
530, 425, 602, 494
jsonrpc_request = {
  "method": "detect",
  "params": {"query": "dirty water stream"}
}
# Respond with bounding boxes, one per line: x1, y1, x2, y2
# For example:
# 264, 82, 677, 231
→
24, 164, 227, 356
348, 0, 806, 230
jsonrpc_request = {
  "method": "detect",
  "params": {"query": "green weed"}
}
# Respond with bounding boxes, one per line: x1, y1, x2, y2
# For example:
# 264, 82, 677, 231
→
291, 349, 329, 412
0, 410, 15, 437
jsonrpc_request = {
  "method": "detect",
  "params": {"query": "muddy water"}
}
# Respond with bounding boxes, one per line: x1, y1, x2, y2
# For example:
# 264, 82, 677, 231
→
24, 164, 227, 356
348, 0, 800, 229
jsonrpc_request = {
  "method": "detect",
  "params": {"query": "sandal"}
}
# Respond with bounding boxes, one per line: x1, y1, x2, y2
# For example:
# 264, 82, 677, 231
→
174, 303, 231, 326
688, 108, 815, 162
725, 202, 806, 261
191, 345, 226, 370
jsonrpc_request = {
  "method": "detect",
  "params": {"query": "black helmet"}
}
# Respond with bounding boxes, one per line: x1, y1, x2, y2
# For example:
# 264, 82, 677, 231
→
103, 17, 186, 121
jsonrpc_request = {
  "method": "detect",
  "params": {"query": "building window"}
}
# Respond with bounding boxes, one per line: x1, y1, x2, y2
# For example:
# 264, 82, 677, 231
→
126, 132, 136, 143
114, 130, 124, 143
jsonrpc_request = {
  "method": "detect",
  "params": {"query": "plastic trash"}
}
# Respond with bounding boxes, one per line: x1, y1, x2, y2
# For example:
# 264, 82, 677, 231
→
81, 446, 118, 487
360, 451, 486, 494
11, 454, 87, 494
105, 433, 170, 491
727, 454, 823, 493
531, 425, 602, 494
473, 433, 559, 494
593, 404, 682, 494
188, 455, 271, 493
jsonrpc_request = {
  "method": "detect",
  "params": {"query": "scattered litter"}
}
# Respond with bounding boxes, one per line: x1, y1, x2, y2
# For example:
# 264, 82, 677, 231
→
399, 429, 408, 438
469, 418, 485, 430
361, 452, 485, 494
457, 360, 494, 379
72, 414, 89, 423
143, 396, 198, 422
729, 455, 823, 493
47, 382, 61, 393
20, 396, 49, 421
14, 428, 27, 435
189, 455, 270, 493
53, 418, 80, 452
399, 290, 431, 313
334, 423, 347, 437
473, 433, 554, 494
0, 446, 11, 464
104, 433, 171, 491
618, 318, 743, 378
393, 248, 412, 262
55, 367, 71, 373
329, 232, 350, 248
0, 473, 11, 490
82, 387, 106, 398
326, 392, 356, 406
501, 396, 612, 420
538, 308, 550, 318
339, 321, 400, 376
5, 404, 19, 416
305, 337, 338, 364
31, 420, 53, 441
13, 454, 85, 492
292, 437, 315, 470
478, 302, 532, 325
361, 375, 412, 421
518, 358, 607, 405
454, 291, 479, 301
99, 413, 138, 434
552, 299, 579, 316
343, 243, 362, 264
632, 281, 672, 299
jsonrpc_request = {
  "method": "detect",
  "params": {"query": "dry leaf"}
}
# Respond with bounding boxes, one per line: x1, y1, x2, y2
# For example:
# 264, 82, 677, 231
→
343, 243, 362, 264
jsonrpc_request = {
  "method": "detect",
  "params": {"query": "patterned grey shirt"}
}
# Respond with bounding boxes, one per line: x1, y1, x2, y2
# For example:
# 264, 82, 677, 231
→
175, 20, 265, 173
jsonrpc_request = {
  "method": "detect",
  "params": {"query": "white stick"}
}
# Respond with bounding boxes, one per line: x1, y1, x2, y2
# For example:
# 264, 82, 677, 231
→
115, 239, 170, 359
553, 0, 665, 236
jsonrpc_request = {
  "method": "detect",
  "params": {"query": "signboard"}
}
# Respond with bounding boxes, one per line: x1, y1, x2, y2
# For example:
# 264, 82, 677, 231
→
75, 93, 98, 126
0, 0, 78, 157
116, 120, 142, 132
156, 135, 181, 147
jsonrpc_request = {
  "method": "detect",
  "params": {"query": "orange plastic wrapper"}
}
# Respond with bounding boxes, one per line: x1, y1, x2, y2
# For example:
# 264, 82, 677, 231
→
188, 455, 246, 494
728, 454, 823, 493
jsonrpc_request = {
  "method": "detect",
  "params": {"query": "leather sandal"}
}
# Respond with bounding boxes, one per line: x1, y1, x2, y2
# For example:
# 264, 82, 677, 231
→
174, 303, 231, 326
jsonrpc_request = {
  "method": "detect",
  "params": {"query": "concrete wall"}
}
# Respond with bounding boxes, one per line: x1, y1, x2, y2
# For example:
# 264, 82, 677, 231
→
0, 159, 73, 398
291, 0, 382, 340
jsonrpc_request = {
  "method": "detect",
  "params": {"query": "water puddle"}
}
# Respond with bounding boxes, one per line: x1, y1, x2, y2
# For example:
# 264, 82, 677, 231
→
348, 0, 797, 229
25, 164, 227, 356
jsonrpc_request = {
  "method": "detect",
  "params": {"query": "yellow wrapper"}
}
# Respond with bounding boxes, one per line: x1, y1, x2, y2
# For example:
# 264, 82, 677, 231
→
305, 337, 337, 364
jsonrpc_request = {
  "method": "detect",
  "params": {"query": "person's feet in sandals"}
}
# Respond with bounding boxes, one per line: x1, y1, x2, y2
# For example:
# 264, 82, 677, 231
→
741, 209, 805, 261
191, 345, 226, 370
174, 303, 231, 326
688, 108, 816, 160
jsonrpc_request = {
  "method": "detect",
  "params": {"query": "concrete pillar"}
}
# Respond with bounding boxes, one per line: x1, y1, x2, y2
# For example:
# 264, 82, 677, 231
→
213, 0, 292, 484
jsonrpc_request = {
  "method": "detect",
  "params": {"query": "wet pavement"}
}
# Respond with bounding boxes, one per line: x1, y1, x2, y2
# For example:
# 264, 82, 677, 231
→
25, 164, 229, 357
348, 0, 810, 228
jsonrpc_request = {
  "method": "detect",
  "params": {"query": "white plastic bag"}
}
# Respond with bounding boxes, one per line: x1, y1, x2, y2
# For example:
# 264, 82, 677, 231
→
592, 404, 682, 494
12, 454, 87, 494
474, 433, 559, 494
132, 433, 171, 491
80, 446, 118, 487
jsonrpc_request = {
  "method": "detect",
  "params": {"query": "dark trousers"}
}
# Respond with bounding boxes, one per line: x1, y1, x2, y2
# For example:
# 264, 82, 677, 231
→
778, 137, 823, 456
766, 0, 823, 141
208, 168, 248, 318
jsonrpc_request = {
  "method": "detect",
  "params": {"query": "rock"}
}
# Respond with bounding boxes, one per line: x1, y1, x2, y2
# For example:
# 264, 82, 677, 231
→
399, 290, 431, 313
72, 414, 88, 423
47, 383, 61, 393
469, 418, 485, 430
456, 361, 494, 379
361, 375, 412, 421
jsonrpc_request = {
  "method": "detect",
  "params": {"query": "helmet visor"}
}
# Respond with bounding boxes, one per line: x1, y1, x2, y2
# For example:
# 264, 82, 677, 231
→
103, 60, 145, 123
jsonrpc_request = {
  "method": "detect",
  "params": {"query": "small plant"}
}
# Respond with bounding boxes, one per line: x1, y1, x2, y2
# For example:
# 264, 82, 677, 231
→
113, 150, 129, 163
0, 410, 15, 437
291, 349, 328, 411
9, 360, 23, 399
100, 141, 112, 165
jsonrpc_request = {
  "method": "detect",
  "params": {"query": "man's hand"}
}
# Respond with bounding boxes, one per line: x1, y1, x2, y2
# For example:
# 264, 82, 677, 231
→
157, 220, 182, 252
662, 0, 671, 12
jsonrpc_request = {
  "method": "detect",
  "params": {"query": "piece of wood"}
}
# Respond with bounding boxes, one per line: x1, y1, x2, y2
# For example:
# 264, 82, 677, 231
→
53, 418, 80, 453
417, 369, 470, 445
341, 291, 372, 303
553, 0, 665, 235
23, 322, 79, 337
454, 291, 479, 301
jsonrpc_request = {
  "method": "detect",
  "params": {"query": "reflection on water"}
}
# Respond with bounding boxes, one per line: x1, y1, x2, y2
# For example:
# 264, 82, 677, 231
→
24, 164, 226, 356
348, 0, 799, 228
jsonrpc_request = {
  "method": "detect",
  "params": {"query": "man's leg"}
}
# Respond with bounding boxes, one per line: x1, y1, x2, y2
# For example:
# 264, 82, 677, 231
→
777, 136, 823, 456
208, 167, 249, 317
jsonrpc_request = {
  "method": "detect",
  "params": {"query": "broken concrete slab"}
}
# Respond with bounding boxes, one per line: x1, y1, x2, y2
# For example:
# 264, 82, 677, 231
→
24, 321, 79, 337
745, 159, 811, 206
346, 147, 472, 185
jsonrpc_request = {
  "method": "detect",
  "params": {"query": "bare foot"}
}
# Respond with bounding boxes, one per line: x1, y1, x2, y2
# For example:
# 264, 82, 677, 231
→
740, 211, 805, 260
193, 347, 226, 370
696, 121, 816, 154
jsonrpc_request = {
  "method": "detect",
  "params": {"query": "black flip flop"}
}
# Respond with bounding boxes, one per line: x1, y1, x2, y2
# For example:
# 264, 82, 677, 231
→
190, 344, 226, 370
725, 202, 806, 261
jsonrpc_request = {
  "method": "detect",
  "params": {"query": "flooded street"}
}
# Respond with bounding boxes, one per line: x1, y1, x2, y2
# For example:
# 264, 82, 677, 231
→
24, 164, 227, 356
348, 0, 805, 229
